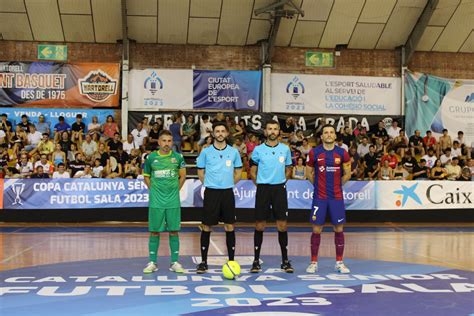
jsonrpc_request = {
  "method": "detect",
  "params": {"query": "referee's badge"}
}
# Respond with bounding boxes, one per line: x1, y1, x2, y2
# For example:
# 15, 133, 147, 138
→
226, 160, 232, 167
279, 156, 285, 163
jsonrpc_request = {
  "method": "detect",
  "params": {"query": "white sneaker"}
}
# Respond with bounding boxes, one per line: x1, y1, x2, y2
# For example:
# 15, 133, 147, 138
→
143, 262, 158, 274
335, 261, 350, 274
169, 262, 184, 273
306, 262, 318, 273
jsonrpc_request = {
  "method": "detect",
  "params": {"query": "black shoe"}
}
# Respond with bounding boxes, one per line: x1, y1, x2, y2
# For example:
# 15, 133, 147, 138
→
196, 262, 208, 274
250, 260, 261, 273
281, 260, 294, 273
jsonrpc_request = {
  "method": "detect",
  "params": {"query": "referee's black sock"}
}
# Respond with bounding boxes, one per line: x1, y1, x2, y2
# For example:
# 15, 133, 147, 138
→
200, 231, 211, 263
278, 231, 288, 262
254, 230, 263, 261
226, 231, 235, 261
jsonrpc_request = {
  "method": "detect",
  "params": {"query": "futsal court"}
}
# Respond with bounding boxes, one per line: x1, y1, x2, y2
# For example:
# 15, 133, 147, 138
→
1, 223, 473, 315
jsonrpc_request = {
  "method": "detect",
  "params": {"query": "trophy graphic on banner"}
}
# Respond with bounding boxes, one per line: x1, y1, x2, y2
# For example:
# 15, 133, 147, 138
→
12, 182, 25, 206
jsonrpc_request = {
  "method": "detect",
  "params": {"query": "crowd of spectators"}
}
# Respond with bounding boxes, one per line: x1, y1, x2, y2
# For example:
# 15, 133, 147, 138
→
0, 111, 472, 182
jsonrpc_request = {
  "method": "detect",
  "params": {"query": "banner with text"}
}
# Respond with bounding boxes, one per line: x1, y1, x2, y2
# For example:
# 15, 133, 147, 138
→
0, 107, 117, 132
128, 69, 193, 110
404, 71, 474, 144
271, 73, 401, 115
0, 62, 120, 107
128, 110, 403, 135
193, 70, 261, 111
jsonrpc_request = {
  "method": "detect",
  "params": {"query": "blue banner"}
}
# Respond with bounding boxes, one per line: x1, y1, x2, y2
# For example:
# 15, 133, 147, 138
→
2, 179, 376, 210
193, 70, 261, 111
0, 107, 115, 133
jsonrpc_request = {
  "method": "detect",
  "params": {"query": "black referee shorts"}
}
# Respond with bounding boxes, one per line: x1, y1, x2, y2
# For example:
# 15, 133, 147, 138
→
202, 188, 236, 226
255, 183, 288, 221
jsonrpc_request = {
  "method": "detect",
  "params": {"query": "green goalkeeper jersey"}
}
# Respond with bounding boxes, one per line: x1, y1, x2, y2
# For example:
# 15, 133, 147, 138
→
143, 150, 186, 209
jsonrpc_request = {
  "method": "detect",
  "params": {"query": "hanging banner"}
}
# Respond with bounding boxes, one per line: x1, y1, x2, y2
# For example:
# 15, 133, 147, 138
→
404, 71, 474, 143
128, 69, 193, 110
193, 70, 261, 111
0, 107, 117, 131
271, 73, 401, 115
0, 62, 120, 107
128, 110, 402, 134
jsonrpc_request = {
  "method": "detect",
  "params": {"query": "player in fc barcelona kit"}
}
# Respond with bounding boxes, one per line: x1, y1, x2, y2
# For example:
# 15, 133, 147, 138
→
306, 124, 352, 274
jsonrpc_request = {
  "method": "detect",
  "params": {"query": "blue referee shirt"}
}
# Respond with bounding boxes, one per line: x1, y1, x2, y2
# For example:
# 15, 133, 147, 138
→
196, 145, 242, 189
251, 142, 292, 184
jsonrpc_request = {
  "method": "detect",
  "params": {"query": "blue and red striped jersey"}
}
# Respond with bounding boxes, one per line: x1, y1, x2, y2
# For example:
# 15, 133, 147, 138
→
307, 145, 350, 200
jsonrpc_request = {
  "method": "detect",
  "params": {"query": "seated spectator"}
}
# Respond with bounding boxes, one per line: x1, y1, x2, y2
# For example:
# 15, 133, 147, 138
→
0, 113, 13, 133
69, 153, 86, 177
183, 114, 197, 152
246, 134, 258, 157
374, 136, 387, 157
53, 116, 71, 142
423, 130, 437, 152
445, 157, 461, 180
0, 145, 8, 169
147, 121, 161, 151
0, 127, 6, 146
125, 156, 141, 178
280, 117, 296, 138
413, 159, 430, 180
372, 121, 388, 143
292, 156, 307, 180
341, 126, 355, 148
392, 129, 408, 158
401, 150, 417, 174
74, 164, 93, 178
107, 132, 122, 156
102, 115, 119, 140
348, 147, 362, 179
198, 115, 213, 149
94, 143, 110, 174
123, 133, 138, 155
440, 147, 453, 165
31, 165, 49, 178
17, 114, 32, 133
386, 120, 401, 140
35, 133, 54, 157
357, 136, 370, 158
71, 114, 85, 144
88, 116, 101, 142
108, 155, 123, 178
451, 141, 462, 158
381, 148, 398, 169
233, 137, 247, 157
336, 137, 349, 152
67, 143, 79, 163
393, 162, 409, 180
142, 117, 151, 134
409, 130, 425, 157
16, 153, 34, 178
115, 145, 129, 167
59, 131, 72, 156
363, 145, 379, 180
168, 116, 182, 153
25, 124, 42, 152
430, 159, 447, 180
353, 122, 368, 144
378, 159, 393, 180
36, 114, 50, 135
11, 125, 27, 155
298, 138, 312, 160
201, 136, 213, 152
289, 142, 302, 166
458, 167, 471, 181
52, 163, 70, 179
92, 158, 104, 178
82, 134, 98, 163
438, 129, 452, 156
131, 122, 148, 149
52, 143, 67, 166
34, 154, 52, 175
421, 147, 437, 169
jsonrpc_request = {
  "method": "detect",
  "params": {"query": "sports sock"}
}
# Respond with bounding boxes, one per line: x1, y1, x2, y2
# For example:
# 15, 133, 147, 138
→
200, 231, 211, 263
254, 230, 263, 261
226, 231, 236, 261
169, 234, 180, 263
278, 231, 288, 262
148, 234, 160, 263
335, 232, 345, 262
311, 233, 321, 262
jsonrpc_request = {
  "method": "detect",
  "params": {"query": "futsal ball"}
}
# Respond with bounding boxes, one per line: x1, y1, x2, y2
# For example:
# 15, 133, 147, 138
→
222, 261, 241, 280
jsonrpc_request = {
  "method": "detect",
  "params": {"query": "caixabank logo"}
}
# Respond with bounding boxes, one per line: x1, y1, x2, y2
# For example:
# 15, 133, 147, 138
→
79, 70, 117, 102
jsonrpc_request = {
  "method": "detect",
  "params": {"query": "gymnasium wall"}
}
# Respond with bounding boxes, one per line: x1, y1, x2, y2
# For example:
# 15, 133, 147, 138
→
1, 41, 473, 78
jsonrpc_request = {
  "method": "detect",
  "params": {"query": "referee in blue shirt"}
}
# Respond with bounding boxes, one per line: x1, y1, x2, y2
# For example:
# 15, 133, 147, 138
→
196, 122, 242, 274
250, 120, 294, 273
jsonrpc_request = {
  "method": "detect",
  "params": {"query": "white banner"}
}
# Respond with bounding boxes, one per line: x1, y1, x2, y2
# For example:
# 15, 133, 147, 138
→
129, 69, 193, 110
271, 73, 401, 115
376, 180, 473, 210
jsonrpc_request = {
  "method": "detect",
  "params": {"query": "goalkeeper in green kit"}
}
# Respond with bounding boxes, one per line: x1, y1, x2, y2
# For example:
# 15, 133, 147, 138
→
143, 130, 186, 273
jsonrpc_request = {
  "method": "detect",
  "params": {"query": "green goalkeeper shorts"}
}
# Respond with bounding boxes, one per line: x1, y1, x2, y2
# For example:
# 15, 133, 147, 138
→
148, 207, 181, 232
